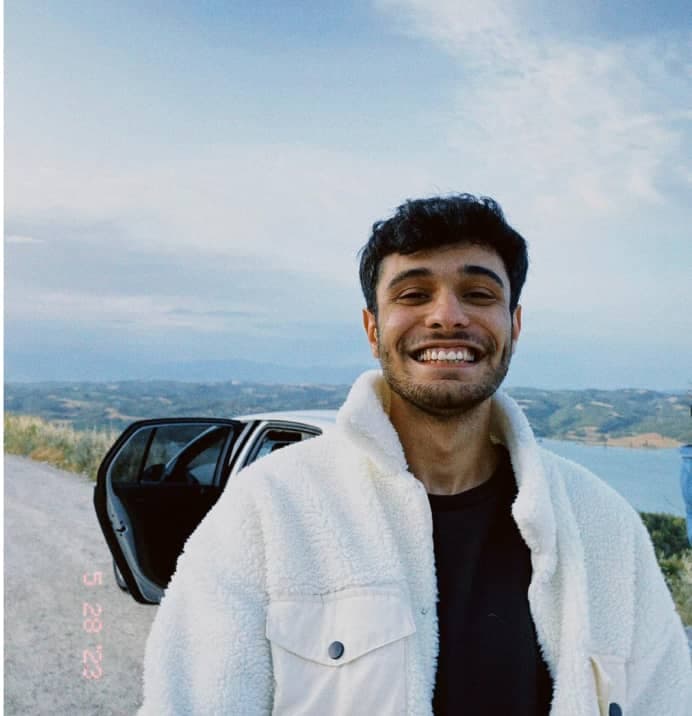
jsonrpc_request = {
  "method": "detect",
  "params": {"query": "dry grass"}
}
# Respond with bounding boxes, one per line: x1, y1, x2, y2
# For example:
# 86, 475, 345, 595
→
4, 413, 118, 481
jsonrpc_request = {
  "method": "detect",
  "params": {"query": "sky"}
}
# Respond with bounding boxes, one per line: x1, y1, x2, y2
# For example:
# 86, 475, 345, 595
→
5, 0, 692, 389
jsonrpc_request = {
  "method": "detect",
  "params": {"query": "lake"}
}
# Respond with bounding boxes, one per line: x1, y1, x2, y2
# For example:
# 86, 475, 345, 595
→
541, 439, 685, 517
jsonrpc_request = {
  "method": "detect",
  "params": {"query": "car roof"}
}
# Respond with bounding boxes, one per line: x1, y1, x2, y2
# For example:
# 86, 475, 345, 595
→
233, 409, 338, 432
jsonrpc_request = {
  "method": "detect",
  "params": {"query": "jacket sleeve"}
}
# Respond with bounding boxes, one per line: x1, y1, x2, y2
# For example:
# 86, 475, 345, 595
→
626, 516, 692, 715
138, 478, 273, 715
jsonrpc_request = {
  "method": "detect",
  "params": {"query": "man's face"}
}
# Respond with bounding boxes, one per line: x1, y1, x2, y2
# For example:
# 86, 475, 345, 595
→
362, 243, 522, 418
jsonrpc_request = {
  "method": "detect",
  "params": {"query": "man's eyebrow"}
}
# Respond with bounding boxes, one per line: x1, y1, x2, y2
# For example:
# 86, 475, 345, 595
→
386, 267, 433, 291
462, 264, 505, 289
385, 264, 505, 291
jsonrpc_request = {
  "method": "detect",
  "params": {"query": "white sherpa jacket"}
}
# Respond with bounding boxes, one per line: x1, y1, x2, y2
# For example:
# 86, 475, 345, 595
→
140, 370, 692, 715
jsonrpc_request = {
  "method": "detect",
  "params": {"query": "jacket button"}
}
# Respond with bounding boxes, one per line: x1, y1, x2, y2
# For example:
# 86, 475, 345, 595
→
608, 704, 622, 716
328, 641, 345, 660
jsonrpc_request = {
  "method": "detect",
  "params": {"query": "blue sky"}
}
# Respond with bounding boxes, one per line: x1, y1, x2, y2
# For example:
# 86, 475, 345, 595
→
5, 0, 692, 389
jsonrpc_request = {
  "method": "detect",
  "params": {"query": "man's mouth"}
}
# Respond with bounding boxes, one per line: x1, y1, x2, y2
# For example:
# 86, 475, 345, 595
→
414, 346, 478, 364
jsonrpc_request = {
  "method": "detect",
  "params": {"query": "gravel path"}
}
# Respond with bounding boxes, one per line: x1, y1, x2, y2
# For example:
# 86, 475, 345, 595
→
4, 455, 156, 715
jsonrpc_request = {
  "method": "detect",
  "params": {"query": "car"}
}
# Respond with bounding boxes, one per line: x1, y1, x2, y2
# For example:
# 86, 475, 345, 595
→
94, 411, 337, 604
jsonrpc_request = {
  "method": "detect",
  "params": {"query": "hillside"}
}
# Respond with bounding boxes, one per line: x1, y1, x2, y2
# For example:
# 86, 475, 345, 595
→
509, 387, 691, 446
4, 381, 691, 445
4, 381, 348, 431
6, 381, 692, 445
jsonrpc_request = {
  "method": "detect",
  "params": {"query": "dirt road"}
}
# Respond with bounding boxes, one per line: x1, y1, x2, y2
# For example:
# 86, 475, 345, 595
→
4, 455, 156, 715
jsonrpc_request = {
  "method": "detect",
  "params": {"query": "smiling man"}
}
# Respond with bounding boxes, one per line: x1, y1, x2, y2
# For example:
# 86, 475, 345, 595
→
368, 244, 518, 414
139, 194, 691, 715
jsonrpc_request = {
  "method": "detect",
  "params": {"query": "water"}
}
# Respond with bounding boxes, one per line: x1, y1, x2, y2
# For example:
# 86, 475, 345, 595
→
540, 439, 684, 517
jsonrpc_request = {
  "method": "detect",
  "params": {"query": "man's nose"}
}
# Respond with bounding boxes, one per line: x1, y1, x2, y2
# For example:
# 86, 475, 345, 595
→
425, 290, 471, 329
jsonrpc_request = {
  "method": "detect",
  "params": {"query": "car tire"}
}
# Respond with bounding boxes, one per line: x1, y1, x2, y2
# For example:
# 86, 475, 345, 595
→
113, 559, 129, 592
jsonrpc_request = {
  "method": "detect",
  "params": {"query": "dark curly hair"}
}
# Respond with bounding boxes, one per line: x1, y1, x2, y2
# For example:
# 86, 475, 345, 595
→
359, 193, 528, 315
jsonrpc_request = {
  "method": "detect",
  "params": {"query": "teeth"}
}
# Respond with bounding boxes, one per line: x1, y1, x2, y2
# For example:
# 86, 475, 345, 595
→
417, 348, 476, 363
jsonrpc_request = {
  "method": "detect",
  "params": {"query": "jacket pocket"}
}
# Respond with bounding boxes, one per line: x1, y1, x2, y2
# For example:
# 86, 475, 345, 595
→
590, 654, 627, 716
266, 586, 416, 715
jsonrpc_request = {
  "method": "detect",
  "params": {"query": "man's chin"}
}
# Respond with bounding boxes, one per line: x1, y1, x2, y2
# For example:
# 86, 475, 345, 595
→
387, 379, 495, 418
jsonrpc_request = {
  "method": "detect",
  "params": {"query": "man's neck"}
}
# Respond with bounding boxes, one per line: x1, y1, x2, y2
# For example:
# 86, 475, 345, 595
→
389, 394, 500, 496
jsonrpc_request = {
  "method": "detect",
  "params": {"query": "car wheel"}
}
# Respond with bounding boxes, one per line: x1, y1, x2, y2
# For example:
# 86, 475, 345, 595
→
113, 559, 129, 592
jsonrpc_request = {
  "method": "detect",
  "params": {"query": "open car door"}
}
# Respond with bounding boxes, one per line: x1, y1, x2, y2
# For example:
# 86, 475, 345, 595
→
94, 418, 246, 604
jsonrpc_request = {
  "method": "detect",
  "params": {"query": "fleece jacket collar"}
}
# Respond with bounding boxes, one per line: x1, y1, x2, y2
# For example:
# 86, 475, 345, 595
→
336, 369, 557, 580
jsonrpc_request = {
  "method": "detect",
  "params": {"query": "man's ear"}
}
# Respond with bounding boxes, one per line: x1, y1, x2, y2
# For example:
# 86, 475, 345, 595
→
362, 308, 379, 359
511, 305, 522, 354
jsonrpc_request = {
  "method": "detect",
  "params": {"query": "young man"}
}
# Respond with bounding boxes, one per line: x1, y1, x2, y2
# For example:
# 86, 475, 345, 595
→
139, 195, 691, 715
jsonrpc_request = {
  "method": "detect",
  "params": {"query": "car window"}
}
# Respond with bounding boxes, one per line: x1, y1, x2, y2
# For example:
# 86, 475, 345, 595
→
142, 425, 208, 474
252, 429, 305, 462
176, 428, 230, 486
109, 423, 233, 485
110, 426, 153, 484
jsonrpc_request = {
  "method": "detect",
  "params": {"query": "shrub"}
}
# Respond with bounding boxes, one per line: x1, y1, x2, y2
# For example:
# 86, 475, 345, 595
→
641, 512, 691, 624
666, 551, 692, 626
640, 512, 689, 560
4, 414, 117, 481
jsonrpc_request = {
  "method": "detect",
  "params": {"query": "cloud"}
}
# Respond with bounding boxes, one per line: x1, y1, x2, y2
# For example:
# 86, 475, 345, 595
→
5, 234, 45, 244
5, 0, 690, 387
377, 0, 691, 218
165, 308, 257, 319
6, 286, 287, 339
4, 221, 365, 333
5, 143, 436, 282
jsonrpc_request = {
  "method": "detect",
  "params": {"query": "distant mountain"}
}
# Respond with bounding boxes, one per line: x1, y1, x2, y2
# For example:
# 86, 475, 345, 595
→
4, 380, 691, 444
4, 353, 373, 385
106, 358, 374, 385
3, 380, 351, 431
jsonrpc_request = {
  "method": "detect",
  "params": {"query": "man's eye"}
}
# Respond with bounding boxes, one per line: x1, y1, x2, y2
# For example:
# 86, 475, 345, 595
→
398, 291, 428, 301
465, 292, 495, 302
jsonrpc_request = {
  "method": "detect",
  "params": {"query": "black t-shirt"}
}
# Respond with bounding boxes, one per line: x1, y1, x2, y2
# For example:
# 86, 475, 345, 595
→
428, 449, 553, 715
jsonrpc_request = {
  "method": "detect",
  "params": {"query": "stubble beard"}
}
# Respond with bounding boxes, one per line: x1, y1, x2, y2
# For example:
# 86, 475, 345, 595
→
378, 335, 513, 420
